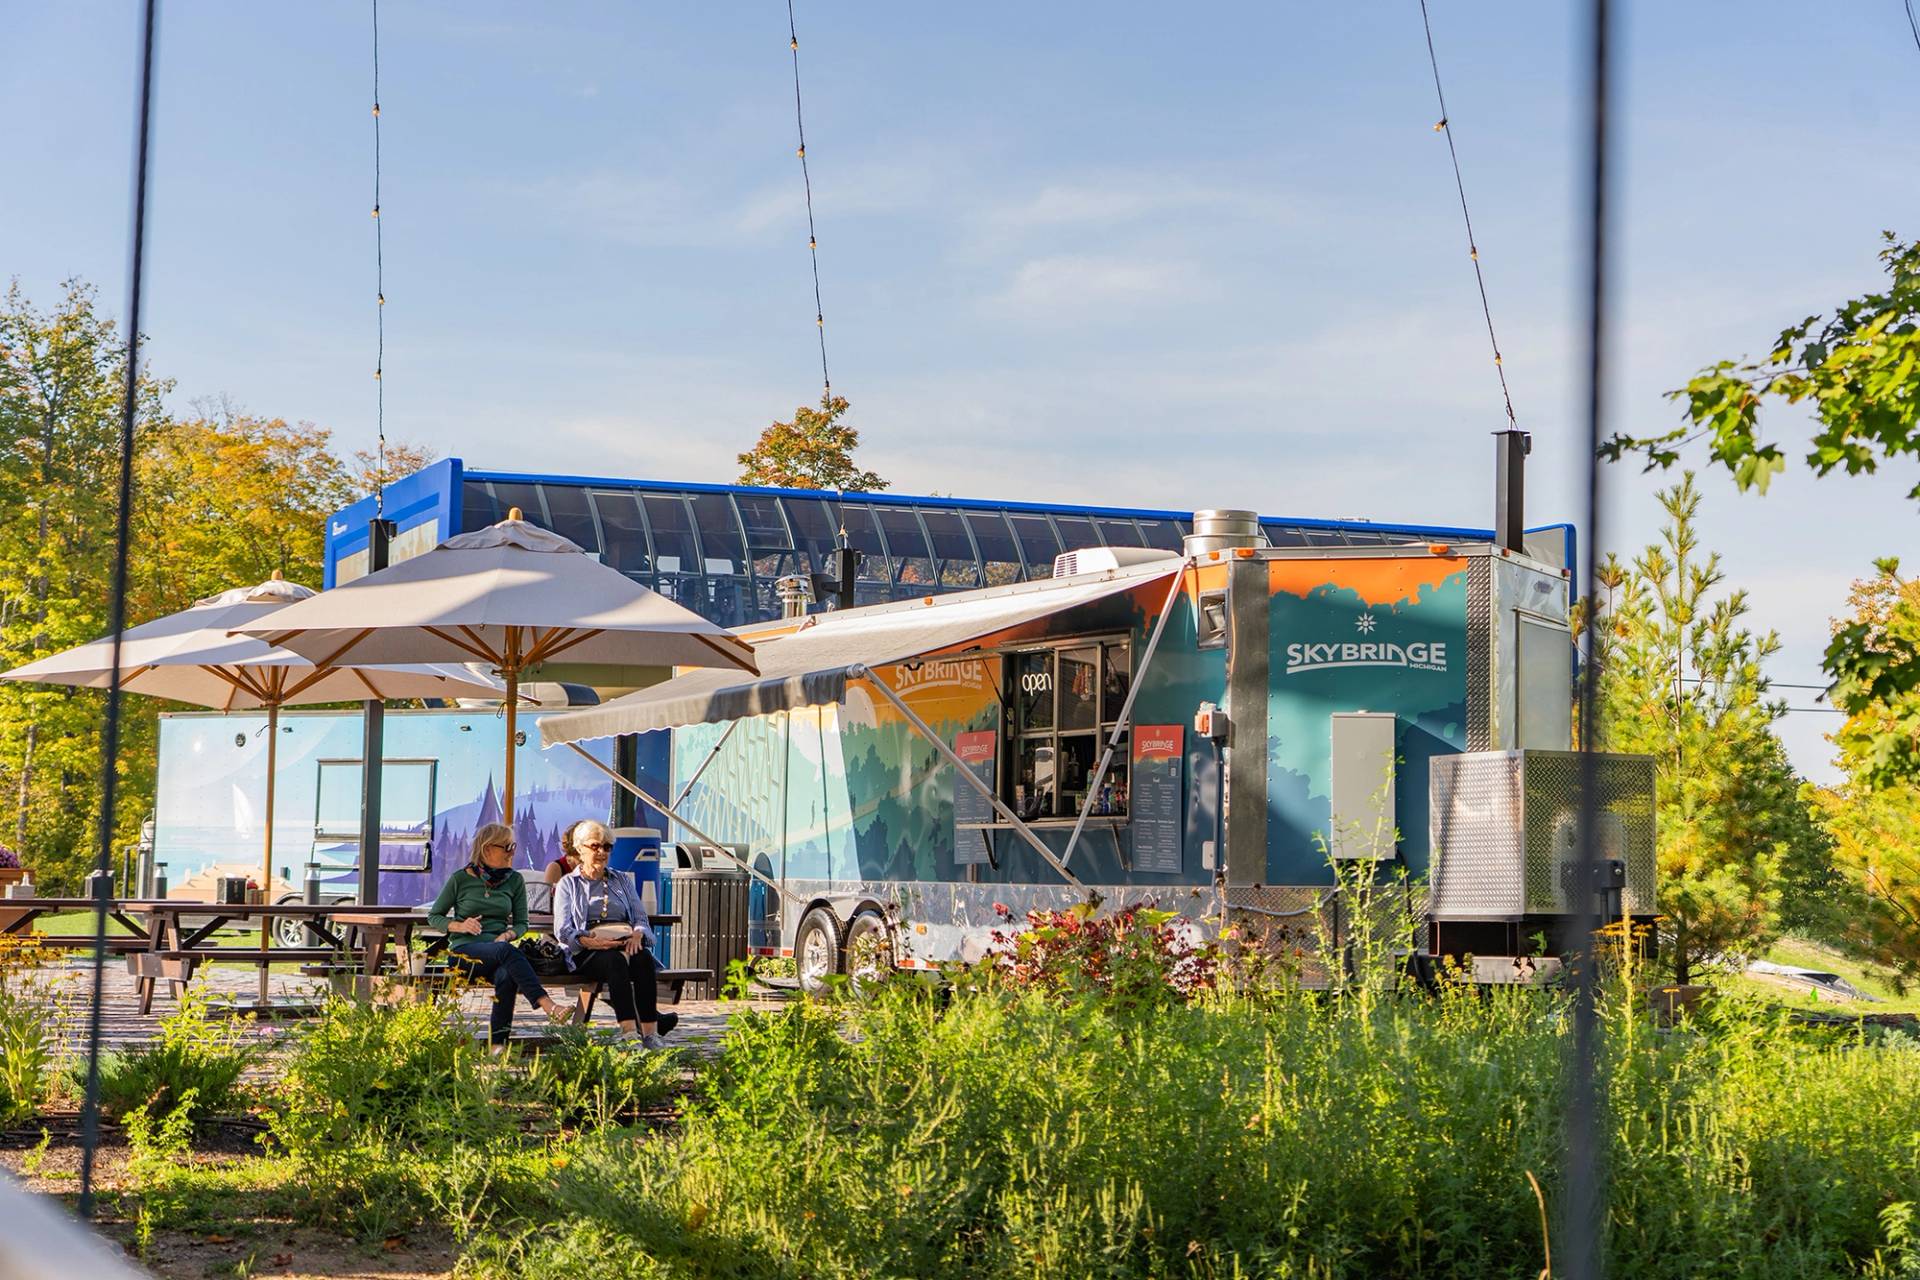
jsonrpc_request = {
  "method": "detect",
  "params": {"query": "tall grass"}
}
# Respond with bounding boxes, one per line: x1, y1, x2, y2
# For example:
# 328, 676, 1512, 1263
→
476, 978, 1920, 1280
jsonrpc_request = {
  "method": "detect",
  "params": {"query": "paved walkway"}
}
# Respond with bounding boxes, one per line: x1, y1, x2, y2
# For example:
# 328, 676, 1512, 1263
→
14, 956, 783, 1057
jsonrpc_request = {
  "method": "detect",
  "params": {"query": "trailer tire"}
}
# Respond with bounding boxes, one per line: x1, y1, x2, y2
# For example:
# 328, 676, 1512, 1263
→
844, 911, 894, 991
794, 907, 844, 994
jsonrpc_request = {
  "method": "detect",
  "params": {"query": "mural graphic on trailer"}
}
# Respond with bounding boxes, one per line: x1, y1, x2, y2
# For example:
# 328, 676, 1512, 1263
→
154, 709, 615, 904
670, 573, 1230, 894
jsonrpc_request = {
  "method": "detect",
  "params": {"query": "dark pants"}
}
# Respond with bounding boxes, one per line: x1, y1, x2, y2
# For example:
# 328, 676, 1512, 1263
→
572, 947, 661, 1026
450, 939, 550, 1044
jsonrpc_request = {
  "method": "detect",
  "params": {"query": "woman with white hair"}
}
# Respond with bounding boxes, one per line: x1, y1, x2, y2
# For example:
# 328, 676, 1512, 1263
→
553, 820, 678, 1047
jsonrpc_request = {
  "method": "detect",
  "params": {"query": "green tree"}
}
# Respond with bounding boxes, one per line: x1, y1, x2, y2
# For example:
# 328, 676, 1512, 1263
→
0, 279, 168, 884
1589, 475, 1823, 983
1809, 562, 1920, 982
1602, 232, 1920, 781
0, 282, 357, 890
737, 394, 887, 491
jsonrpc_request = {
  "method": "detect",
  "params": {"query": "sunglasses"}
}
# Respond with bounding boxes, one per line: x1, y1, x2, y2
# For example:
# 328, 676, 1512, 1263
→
580, 841, 612, 852
489, 842, 517, 854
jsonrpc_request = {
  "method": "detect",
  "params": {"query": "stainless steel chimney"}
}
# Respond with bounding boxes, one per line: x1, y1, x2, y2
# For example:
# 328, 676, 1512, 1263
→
1184, 509, 1262, 557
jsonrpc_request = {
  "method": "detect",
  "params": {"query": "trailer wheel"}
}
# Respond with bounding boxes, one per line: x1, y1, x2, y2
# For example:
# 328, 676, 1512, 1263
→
794, 907, 844, 994
844, 911, 894, 991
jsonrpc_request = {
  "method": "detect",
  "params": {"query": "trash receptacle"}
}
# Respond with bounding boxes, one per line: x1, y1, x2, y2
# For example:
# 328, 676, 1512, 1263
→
665, 860, 750, 999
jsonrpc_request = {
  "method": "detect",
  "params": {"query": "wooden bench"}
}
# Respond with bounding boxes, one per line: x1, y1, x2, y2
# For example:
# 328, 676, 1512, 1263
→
539, 966, 710, 1019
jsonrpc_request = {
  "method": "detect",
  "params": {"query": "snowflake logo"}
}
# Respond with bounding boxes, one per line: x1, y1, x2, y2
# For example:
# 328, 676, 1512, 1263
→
1355, 614, 1377, 634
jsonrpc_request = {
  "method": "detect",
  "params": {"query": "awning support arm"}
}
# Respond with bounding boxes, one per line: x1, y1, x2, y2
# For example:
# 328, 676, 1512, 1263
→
851, 663, 1083, 888
561, 740, 806, 909
1061, 560, 1192, 870
669, 719, 740, 811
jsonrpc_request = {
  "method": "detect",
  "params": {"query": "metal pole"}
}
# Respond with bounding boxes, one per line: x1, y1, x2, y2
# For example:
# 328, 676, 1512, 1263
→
356, 517, 393, 906
1564, 0, 1615, 1275
81, 0, 158, 1219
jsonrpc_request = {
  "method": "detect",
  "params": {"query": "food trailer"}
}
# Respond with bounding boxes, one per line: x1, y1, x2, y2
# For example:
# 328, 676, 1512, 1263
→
538, 502, 1656, 988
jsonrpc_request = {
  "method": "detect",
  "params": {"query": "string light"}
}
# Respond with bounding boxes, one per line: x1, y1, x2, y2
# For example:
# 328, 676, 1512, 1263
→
786, 0, 832, 398
1417, 0, 1518, 430
371, 0, 387, 509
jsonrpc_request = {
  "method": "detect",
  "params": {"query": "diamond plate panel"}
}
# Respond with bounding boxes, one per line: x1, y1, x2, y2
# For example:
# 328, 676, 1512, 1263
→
1428, 751, 1523, 917
1466, 558, 1493, 750
1520, 752, 1656, 915
1430, 750, 1655, 919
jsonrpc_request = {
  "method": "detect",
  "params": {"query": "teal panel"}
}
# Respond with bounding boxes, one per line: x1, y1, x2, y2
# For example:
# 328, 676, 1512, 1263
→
1266, 572, 1469, 883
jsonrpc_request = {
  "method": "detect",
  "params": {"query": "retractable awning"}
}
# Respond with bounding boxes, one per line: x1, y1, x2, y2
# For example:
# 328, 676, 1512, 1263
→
538, 560, 1182, 747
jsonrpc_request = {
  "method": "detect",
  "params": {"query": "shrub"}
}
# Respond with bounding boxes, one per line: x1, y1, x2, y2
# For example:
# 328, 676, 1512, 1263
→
971, 900, 1220, 1008
482, 978, 1920, 1280
266, 996, 509, 1234
85, 992, 254, 1124
0, 985, 53, 1127
525, 1026, 683, 1129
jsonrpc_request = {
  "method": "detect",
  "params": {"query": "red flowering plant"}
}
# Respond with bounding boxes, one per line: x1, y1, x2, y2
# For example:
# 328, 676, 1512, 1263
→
978, 899, 1221, 1010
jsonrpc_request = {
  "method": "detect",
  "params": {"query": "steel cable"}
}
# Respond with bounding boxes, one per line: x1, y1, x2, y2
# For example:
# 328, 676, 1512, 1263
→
786, 0, 832, 398
1417, 0, 1519, 429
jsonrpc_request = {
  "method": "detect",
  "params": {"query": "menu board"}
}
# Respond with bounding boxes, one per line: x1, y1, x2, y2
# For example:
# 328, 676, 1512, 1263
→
1130, 725, 1184, 874
952, 730, 997, 866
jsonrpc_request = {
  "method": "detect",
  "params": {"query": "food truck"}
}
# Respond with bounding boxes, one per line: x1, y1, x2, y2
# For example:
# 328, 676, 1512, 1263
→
536, 479, 1656, 988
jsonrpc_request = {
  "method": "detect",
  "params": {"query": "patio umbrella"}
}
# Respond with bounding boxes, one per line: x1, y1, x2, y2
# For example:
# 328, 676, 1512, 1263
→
238, 512, 758, 822
0, 574, 505, 895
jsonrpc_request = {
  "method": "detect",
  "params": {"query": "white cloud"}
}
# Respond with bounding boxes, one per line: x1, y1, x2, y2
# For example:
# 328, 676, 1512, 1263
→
987, 254, 1207, 320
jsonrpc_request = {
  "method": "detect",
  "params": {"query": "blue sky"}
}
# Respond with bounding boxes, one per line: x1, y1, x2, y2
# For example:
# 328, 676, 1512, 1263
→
6, 2, 1917, 780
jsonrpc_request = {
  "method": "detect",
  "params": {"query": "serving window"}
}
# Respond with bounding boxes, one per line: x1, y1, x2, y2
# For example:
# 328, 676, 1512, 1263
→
1006, 637, 1131, 821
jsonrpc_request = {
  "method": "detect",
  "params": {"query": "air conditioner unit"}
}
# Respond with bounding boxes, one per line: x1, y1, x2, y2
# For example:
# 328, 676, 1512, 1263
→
1052, 546, 1179, 578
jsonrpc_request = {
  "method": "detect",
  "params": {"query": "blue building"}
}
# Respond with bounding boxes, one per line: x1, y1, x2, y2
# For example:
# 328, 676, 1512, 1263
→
324, 458, 1573, 626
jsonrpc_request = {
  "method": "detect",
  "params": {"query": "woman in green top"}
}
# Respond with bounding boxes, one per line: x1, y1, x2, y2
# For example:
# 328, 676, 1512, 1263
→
427, 822, 580, 1048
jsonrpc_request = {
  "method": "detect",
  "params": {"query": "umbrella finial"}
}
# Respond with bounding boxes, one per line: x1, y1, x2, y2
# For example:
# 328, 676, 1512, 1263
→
269, 570, 284, 581
507, 507, 524, 521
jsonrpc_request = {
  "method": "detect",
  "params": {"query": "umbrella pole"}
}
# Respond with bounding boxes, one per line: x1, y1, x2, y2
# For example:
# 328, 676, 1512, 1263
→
261, 701, 278, 1001
503, 668, 518, 827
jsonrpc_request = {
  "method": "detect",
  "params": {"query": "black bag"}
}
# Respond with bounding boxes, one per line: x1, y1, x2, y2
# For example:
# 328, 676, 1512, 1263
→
517, 934, 571, 977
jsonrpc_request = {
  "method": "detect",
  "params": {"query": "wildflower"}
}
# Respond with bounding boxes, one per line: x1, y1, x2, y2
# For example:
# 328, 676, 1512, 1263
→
991, 901, 1011, 918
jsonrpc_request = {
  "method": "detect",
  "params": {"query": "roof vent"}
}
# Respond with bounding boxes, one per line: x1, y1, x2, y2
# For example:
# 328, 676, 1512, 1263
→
1184, 509, 1263, 557
1052, 546, 1180, 578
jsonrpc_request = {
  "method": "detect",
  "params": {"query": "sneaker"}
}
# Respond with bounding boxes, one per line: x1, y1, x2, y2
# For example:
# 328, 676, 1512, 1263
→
654, 1012, 679, 1037
547, 1003, 582, 1028
639, 1032, 670, 1050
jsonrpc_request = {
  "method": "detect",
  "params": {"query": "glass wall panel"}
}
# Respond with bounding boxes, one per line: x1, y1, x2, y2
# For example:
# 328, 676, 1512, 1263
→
1261, 525, 1314, 548
641, 493, 701, 575
834, 504, 891, 583
1096, 517, 1145, 547
1136, 518, 1184, 551
874, 506, 934, 587
460, 483, 498, 534
490, 482, 547, 526
780, 495, 845, 575
1009, 513, 1061, 579
966, 510, 1024, 585
590, 490, 651, 577
690, 492, 748, 576
920, 508, 981, 588
1052, 514, 1100, 553
540, 483, 601, 554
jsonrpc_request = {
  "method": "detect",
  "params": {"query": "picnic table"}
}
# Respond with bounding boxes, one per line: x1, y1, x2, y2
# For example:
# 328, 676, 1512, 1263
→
124, 901, 354, 1015
0, 897, 162, 951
